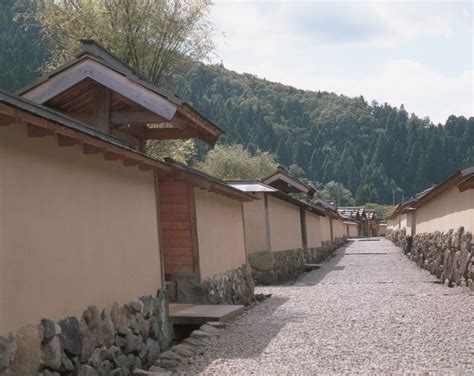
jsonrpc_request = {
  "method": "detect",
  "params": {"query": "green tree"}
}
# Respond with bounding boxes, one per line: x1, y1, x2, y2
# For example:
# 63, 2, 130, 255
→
34, 0, 214, 84
0, 0, 50, 91
316, 181, 355, 207
196, 144, 278, 180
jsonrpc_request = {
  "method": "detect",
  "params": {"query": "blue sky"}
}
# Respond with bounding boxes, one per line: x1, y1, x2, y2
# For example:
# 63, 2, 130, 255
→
210, 0, 473, 124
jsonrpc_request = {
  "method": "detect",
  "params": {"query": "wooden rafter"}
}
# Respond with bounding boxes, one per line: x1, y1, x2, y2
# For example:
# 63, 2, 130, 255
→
27, 124, 54, 137
458, 176, 474, 192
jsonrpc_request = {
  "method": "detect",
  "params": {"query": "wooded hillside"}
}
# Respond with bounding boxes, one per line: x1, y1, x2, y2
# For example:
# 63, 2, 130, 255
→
167, 63, 474, 204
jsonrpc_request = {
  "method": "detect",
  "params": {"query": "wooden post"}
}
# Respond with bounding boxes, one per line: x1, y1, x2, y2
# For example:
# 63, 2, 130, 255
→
263, 194, 272, 252
153, 172, 166, 289
241, 202, 249, 265
188, 185, 201, 281
300, 207, 308, 251
92, 86, 111, 133
329, 217, 334, 242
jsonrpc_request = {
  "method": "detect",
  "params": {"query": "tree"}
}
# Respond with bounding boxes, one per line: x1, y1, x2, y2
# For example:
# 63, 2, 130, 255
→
196, 144, 278, 180
355, 183, 378, 205
0, 0, 50, 91
316, 181, 355, 207
147, 139, 196, 164
34, 0, 214, 84
288, 164, 306, 179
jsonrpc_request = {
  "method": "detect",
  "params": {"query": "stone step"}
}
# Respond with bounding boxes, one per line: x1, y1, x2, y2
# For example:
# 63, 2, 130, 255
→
169, 304, 245, 325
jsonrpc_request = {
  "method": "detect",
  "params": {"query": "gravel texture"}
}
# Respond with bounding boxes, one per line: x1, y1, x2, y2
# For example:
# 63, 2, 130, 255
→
176, 239, 474, 375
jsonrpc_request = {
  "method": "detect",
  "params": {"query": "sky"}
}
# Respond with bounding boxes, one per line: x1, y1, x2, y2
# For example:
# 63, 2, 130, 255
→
209, 0, 473, 124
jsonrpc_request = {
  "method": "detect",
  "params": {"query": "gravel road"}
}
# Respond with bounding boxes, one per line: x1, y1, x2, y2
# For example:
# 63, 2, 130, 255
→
176, 238, 474, 375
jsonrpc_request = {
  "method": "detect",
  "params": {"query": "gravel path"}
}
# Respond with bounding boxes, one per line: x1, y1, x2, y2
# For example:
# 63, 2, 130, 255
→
176, 239, 474, 375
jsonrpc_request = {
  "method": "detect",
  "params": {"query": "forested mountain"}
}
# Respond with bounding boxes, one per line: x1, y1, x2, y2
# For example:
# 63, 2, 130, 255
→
167, 63, 474, 204
0, 0, 50, 92
0, 1, 472, 205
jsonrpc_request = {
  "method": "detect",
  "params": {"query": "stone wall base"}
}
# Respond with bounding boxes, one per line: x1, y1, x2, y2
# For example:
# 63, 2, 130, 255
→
305, 237, 347, 264
386, 227, 473, 289
167, 264, 255, 306
250, 238, 347, 285
0, 290, 173, 375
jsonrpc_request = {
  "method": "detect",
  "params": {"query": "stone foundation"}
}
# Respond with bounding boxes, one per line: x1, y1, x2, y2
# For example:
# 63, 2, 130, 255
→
249, 248, 304, 285
386, 227, 473, 288
305, 237, 347, 264
250, 238, 347, 285
0, 290, 172, 376
167, 264, 255, 306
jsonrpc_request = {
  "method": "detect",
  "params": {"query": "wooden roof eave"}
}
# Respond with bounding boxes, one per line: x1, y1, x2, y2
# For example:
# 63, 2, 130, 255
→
161, 160, 257, 202
18, 53, 222, 145
410, 170, 469, 209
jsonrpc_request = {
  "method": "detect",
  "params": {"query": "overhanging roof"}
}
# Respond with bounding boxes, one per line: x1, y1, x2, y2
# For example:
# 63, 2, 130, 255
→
163, 159, 257, 202
227, 180, 278, 193
17, 40, 222, 145
262, 171, 315, 195
409, 166, 474, 209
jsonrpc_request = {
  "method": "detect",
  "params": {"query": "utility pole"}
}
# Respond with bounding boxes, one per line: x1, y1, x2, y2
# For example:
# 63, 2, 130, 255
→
392, 188, 395, 206
337, 184, 341, 207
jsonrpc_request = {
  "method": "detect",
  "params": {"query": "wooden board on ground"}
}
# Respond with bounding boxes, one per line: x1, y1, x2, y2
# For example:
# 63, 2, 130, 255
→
169, 304, 245, 325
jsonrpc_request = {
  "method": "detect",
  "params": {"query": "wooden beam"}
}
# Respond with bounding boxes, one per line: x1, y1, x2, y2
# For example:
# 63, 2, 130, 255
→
458, 176, 474, 192
27, 124, 54, 137
188, 184, 201, 279
58, 134, 81, 147
123, 158, 139, 167
110, 128, 139, 148
60, 111, 92, 123
83, 143, 104, 155
139, 163, 153, 171
111, 111, 167, 124
21, 59, 178, 119
104, 151, 121, 161
144, 128, 198, 140
0, 113, 15, 126
92, 86, 111, 132
263, 194, 272, 252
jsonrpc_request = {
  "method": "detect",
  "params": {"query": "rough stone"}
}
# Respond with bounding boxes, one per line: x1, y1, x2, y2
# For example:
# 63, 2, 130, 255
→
7, 325, 41, 375
59, 317, 83, 356
60, 351, 74, 372
125, 330, 143, 354
41, 319, 56, 345
386, 227, 473, 288
0, 336, 11, 371
115, 308, 130, 336
191, 330, 213, 339
128, 301, 144, 314
171, 344, 195, 358
145, 338, 161, 363
199, 324, 221, 335
101, 307, 116, 347
248, 251, 273, 271
78, 364, 99, 376
83, 305, 101, 330
41, 335, 62, 370
80, 319, 95, 362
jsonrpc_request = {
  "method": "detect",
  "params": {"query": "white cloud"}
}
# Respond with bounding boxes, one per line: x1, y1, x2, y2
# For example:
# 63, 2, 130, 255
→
209, 1, 474, 123
308, 60, 474, 124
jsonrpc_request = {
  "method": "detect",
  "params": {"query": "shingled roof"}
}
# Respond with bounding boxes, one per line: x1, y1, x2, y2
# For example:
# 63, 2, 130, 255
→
18, 40, 222, 146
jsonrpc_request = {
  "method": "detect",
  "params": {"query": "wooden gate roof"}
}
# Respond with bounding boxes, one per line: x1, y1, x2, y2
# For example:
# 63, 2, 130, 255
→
17, 40, 222, 147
